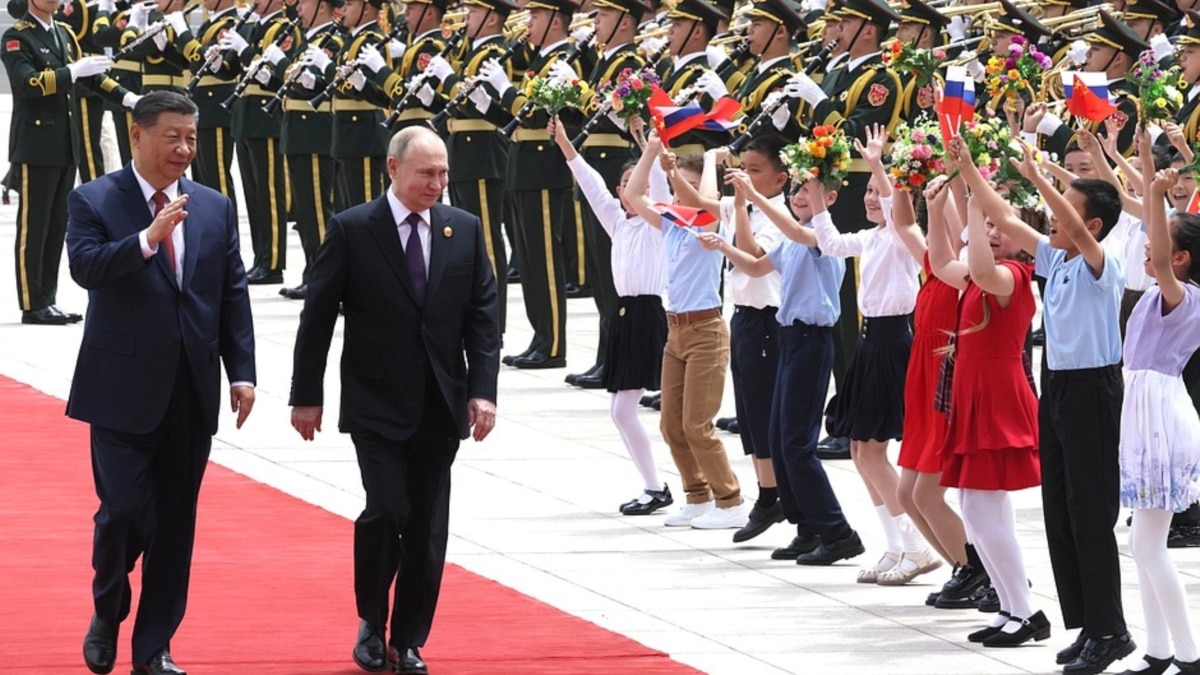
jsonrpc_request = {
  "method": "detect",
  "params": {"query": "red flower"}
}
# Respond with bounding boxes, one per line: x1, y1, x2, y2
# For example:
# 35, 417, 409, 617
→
909, 173, 925, 187
814, 126, 830, 137
631, 79, 643, 90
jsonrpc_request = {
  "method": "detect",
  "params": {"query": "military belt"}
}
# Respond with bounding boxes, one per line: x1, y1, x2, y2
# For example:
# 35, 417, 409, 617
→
195, 75, 236, 87
286, 99, 331, 113
512, 128, 551, 142
142, 74, 188, 88
671, 143, 706, 158
580, 133, 634, 149
243, 84, 272, 97
447, 118, 499, 133
397, 108, 432, 121
111, 59, 140, 73
332, 99, 380, 112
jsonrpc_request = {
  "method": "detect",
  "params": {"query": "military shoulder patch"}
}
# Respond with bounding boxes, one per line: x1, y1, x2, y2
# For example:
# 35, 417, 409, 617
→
1111, 110, 1128, 130
868, 82, 888, 107
916, 84, 934, 110
5, 39, 19, 52
418, 52, 430, 71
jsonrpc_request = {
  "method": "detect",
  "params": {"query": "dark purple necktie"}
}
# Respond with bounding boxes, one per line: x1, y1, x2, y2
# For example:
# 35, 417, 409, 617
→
404, 212, 426, 303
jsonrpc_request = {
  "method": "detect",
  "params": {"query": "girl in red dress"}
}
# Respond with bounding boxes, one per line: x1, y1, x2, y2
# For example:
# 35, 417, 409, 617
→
932, 139, 1047, 647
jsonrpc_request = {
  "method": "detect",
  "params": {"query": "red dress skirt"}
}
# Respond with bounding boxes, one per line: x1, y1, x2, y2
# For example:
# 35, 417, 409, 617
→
898, 254, 959, 474
940, 260, 1041, 491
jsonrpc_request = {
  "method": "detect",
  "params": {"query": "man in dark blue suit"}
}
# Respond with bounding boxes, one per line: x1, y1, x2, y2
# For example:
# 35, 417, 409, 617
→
65, 91, 257, 675
290, 126, 500, 675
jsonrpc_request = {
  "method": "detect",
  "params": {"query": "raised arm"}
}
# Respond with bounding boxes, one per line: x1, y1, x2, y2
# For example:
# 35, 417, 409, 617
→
965, 194, 1015, 298
1013, 141, 1107, 277
625, 133, 666, 230
1079, 128, 1141, 217
1142, 126, 1188, 310
925, 177, 969, 289
695, 230, 777, 277
553, 115, 623, 236
807, 178, 866, 258
948, 135, 1044, 257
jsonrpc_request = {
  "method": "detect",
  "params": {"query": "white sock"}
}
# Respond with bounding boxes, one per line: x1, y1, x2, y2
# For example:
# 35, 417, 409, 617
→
876, 505, 903, 553
895, 513, 928, 554
960, 489, 1032, 627
1131, 509, 1199, 662
611, 390, 661, 492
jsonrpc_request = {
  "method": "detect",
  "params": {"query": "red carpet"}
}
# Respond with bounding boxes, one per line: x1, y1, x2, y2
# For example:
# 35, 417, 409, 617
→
0, 376, 699, 674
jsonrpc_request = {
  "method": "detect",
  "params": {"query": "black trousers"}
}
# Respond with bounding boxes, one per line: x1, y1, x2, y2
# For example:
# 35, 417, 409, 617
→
336, 155, 387, 212
1040, 364, 1126, 636
771, 322, 853, 542
511, 187, 569, 359
13, 163, 73, 311
351, 383, 459, 649
235, 136, 290, 272
90, 359, 210, 664
192, 126, 237, 207
730, 305, 779, 460
449, 178, 508, 332
286, 153, 337, 284
77, 93, 108, 183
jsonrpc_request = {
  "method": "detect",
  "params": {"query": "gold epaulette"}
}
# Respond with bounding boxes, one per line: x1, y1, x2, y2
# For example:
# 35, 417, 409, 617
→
13, 20, 32, 30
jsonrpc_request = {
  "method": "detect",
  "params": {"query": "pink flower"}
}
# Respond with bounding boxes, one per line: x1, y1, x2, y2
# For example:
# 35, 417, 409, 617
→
912, 130, 926, 142
631, 79, 643, 91
1011, 35, 1026, 45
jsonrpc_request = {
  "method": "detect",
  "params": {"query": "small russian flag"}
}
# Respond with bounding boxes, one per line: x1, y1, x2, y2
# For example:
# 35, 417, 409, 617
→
938, 66, 976, 143
653, 202, 718, 229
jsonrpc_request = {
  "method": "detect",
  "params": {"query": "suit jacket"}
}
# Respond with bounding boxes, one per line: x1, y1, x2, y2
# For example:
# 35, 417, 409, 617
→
65, 165, 257, 435
290, 197, 501, 441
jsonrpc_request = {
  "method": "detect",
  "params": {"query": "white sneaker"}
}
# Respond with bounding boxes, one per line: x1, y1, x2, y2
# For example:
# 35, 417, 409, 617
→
664, 500, 714, 527
690, 501, 752, 529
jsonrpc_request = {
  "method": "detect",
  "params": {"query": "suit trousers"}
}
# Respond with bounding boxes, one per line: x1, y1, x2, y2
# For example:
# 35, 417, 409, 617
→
12, 163, 73, 311
730, 305, 779, 460
659, 315, 741, 507
1040, 364, 1126, 636
192, 126, 237, 207
449, 178, 508, 333
771, 322, 852, 542
236, 136, 290, 272
77, 93, 107, 183
286, 153, 337, 284
336, 156, 387, 212
510, 187, 569, 359
89, 358, 211, 663
351, 382, 460, 649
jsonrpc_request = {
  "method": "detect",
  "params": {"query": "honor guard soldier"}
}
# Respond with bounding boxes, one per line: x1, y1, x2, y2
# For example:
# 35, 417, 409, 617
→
329, 0, 392, 209
1175, 10, 1200, 143
478, 0, 584, 369
423, 0, 520, 332
227, 0, 303, 284
658, 0, 730, 157
706, 0, 754, 93
368, 0, 451, 130
781, 0, 902, 456
894, 0, 947, 121
814, 0, 847, 81
91, 0, 143, 164
179, 0, 244, 200
116, 0, 190, 95
978, 0, 1051, 114
278, 0, 344, 300
1, 0, 140, 324
59, 0, 112, 181
1036, 11, 1146, 159
1123, 0, 1180, 66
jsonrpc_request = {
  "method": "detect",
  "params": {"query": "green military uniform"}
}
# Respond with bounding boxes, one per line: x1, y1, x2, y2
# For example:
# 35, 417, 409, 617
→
91, 2, 141, 165
1, 11, 131, 316
432, 0, 519, 332
729, 0, 803, 143
59, 0, 109, 181
498, 0, 583, 367
179, 4, 242, 202
655, 0, 731, 155
373, 0, 451, 131
893, 0, 946, 123
329, 12, 391, 209
230, 7, 302, 281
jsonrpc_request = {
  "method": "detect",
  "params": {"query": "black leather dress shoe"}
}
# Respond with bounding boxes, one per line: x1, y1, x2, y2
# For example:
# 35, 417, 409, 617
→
1058, 630, 1090, 665
1168, 525, 1200, 548
352, 621, 388, 673
566, 363, 601, 386
640, 392, 659, 407
726, 420, 740, 434
1031, 327, 1045, 346
982, 611, 1051, 647
83, 615, 118, 674
396, 647, 429, 674
513, 351, 566, 369
651, 396, 661, 411
564, 282, 592, 299
49, 305, 82, 322
977, 586, 1001, 613
936, 582, 992, 610
502, 348, 534, 367
131, 650, 186, 675
771, 534, 821, 560
1064, 633, 1137, 674
796, 530, 864, 565
279, 284, 308, 300
506, 265, 520, 283
1174, 657, 1200, 674
815, 435, 851, 460
22, 307, 72, 325
620, 485, 674, 515
247, 268, 284, 284
732, 501, 785, 543
715, 416, 736, 431
933, 563, 989, 608
576, 366, 605, 389
968, 612, 1011, 643
1117, 654, 1175, 675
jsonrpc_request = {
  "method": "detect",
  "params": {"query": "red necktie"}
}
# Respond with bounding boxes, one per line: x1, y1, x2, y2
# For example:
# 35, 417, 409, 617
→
152, 191, 175, 277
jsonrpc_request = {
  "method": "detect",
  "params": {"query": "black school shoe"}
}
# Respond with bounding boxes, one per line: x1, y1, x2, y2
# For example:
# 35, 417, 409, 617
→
620, 486, 674, 515
1063, 633, 1137, 675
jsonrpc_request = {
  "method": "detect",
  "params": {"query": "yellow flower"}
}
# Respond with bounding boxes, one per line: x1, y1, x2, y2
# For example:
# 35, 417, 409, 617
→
1007, 69, 1020, 80
812, 145, 827, 159
1157, 97, 1167, 108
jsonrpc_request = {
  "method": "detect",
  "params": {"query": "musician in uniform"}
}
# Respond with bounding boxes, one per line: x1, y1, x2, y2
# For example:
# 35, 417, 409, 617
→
894, 0, 947, 121
179, 0, 242, 201
1124, 0, 1180, 44
277, 0, 344, 300
60, 0, 111, 181
92, 0, 143, 164
368, 0, 451, 131
116, 0, 190, 97
657, 0, 730, 157
478, 0, 583, 369
424, 0, 520, 333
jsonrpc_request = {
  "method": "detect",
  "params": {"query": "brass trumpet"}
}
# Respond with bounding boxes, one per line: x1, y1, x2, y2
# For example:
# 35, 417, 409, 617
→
569, 14, 595, 31
709, 32, 747, 46
938, 0, 1036, 16
634, 26, 670, 42
504, 9, 530, 28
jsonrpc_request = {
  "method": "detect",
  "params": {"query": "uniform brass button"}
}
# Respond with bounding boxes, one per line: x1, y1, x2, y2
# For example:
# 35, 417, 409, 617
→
34, 120, 41, 125
619, 307, 626, 317
465, 135, 472, 142
600, 152, 607, 159
352, 115, 358, 122
301, 114, 307, 119
536, 144, 543, 151
207, 91, 213, 97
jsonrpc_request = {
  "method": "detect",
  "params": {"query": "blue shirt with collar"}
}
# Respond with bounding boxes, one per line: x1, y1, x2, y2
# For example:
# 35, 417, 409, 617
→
766, 235, 844, 327
1035, 237, 1124, 370
664, 222, 724, 312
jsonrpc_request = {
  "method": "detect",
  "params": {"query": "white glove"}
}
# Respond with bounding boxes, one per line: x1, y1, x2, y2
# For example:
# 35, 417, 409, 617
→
129, 1, 153, 31
298, 69, 316, 89
121, 91, 141, 109
388, 39, 406, 60
695, 70, 728, 99
425, 54, 453, 82
640, 36, 665, 56
1036, 112, 1065, 136
220, 30, 249, 55
548, 59, 577, 84
570, 25, 594, 44
416, 81, 435, 106
807, 0, 828, 11
963, 54, 985, 80
606, 109, 628, 131
69, 55, 111, 80
1068, 39, 1089, 66
705, 44, 728, 70
479, 58, 512, 92
947, 15, 968, 42
254, 62, 271, 84
164, 11, 187, 36
468, 80, 491, 113
263, 43, 286, 65
358, 43, 386, 73
641, 21, 659, 32
304, 44, 331, 71
785, 72, 825, 105
152, 27, 168, 51
771, 100, 791, 130
1151, 33, 1173, 61
97, 0, 115, 12
348, 68, 366, 90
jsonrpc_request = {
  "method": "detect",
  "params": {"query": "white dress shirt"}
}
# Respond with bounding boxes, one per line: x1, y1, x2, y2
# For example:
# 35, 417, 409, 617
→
387, 190, 431, 278
1102, 211, 1151, 292
720, 194, 784, 308
135, 167, 183, 286
812, 195, 920, 316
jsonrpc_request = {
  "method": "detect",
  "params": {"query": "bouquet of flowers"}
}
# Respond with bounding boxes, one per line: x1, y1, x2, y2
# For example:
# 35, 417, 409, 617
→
984, 35, 1052, 112
960, 117, 1044, 208
523, 72, 589, 113
1128, 50, 1184, 125
605, 66, 661, 122
779, 125, 852, 187
881, 40, 948, 90
887, 118, 945, 191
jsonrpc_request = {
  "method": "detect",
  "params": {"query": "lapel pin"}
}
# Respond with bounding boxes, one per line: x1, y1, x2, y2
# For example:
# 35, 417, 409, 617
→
443, 226, 453, 238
